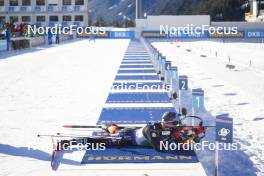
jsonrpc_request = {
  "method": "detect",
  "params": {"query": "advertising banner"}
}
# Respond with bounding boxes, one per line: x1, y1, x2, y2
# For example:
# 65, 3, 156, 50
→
168, 31, 208, 38
110, 31, 134, 39
216, 114, 233, 143
207, 31, 244, 38
78, 31, 110, 38
245, 30, 264, 38
142, 31, 167, 38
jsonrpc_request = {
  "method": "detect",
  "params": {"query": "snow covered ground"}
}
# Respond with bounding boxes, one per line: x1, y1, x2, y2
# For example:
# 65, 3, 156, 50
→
1, 38, 263, 176
153, 39, 264, 176
0, 39, 130, 175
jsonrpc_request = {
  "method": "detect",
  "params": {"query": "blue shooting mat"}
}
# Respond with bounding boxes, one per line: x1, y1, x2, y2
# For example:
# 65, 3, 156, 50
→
117, 69, 156, 73
122, 61, 152, 64
81, 146, 199, 164
120, 65, 154, 68
112, 82, 165, 90
115, 75, 159, 80
96, 107, 176, 125
106, 92, 170, 103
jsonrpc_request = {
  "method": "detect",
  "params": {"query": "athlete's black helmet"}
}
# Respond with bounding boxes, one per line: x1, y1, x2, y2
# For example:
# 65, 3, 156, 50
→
161, 112, 177, 123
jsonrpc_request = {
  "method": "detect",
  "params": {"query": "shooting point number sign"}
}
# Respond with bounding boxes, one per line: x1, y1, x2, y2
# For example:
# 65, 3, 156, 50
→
192, 88, 204, 111
179, 75, 188, 90
165, 61, 171, 70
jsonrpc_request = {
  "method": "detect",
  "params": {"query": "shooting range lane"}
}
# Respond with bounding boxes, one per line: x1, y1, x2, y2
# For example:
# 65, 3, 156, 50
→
81, 40, 199, 165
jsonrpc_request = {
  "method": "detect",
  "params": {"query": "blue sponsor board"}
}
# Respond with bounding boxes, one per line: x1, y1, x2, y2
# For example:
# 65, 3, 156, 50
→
245, 30, 264, 38
216, 114, 233, 143
81, 147, 199, 164
78, 31, 134, 39
141, 30, 264, 38
168, 31, 208, 38
208, 31, 244, 38
142, 31, 167, 38
77, 31, 110, 38
142, 30, 208, 38
110, 31, 134, 39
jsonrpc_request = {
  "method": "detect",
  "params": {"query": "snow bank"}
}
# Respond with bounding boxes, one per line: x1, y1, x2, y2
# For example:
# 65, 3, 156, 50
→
153, 40, 264, 176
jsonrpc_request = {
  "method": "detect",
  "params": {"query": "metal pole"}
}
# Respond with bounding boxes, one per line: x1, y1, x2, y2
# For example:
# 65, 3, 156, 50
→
192, 105, 194, 126
136, 0, 142, 19
215, 142, 219, 176
257, 0, 261, 16
178, 90, 181, 114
